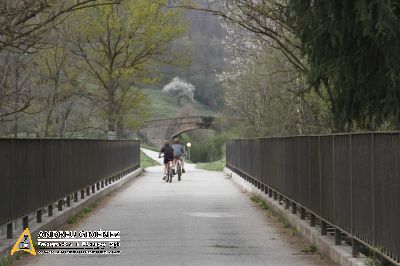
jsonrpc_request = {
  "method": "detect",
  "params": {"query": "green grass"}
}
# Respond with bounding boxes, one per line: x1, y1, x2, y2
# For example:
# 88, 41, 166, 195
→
0, 256, 9, 266
140, 150, 160, 168
140, 144, 159, 152
196, 159, 225, 171
143, 89, 214, 119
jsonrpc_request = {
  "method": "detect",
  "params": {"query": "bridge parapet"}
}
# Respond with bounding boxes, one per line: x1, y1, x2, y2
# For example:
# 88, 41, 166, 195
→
226, 132, 400, 265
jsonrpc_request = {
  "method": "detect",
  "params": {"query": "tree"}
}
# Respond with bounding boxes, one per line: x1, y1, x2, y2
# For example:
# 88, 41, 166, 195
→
162, 77, 196, 105
219, 21, 332, 137
0, 52, 33, 121
174, 0, 307, 75
34, 43, 83, 137
290, 0, 400, 130
0, 0, 122, 53
70, 0, 187, 137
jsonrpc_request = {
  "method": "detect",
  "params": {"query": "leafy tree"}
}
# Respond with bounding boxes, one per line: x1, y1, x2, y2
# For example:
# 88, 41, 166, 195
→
0, 0, 122, 52
0, 52, 33, 121
290, 0, 400, 130
70, 0, 187, 137
34, 43, 83, 137
219, 21, 332, 136
162, 77, 196, 105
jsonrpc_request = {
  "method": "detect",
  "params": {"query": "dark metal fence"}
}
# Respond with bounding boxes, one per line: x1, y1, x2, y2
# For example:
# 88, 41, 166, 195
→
0, 139, 140, 229
226, 133, 400, 264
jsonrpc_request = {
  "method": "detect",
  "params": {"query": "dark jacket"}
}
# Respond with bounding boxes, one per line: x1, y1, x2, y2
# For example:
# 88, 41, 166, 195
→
161, 145, 174, 160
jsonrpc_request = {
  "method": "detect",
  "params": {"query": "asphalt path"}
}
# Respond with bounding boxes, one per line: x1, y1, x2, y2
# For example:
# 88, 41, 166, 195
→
23, 148, 321, 265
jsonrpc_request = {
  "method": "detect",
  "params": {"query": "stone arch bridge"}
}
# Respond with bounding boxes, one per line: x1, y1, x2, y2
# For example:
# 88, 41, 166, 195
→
138, 116, 215, 147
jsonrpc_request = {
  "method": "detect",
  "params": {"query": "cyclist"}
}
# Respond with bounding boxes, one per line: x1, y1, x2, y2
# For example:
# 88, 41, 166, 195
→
159, 141, 174, 180
171, 137, 185, 174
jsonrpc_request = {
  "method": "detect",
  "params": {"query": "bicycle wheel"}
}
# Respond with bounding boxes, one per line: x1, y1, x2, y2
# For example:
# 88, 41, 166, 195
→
165, 166, 170, 182
177, 164, 181, 181
168, 168, 172, 183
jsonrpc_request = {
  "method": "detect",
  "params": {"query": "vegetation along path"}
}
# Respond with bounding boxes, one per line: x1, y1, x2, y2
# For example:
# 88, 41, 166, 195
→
22, 149, 328, 265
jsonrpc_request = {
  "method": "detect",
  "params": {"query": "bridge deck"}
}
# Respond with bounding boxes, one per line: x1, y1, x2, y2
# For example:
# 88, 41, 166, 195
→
20, 149, 327, 266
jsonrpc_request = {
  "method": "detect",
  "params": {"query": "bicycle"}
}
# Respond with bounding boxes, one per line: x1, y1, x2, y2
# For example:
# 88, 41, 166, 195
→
176, 159, 182, 181
159, 155, 173, 183
174, 154, 186, 182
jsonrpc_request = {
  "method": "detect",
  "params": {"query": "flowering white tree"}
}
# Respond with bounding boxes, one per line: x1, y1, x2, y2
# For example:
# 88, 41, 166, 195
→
162, 77, 196, 105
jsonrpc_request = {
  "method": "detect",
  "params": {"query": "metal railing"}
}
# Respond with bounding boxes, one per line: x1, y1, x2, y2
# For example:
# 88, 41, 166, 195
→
0, 139, 140, 236
226, 133, 400, 265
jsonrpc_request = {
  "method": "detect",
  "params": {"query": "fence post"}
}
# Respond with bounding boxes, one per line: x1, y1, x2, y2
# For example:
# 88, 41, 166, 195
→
37, 209, 42, 223
352, 238, 360, 257
310, 213, 316, 227
22, 216, 28, 229
321, 221, 327, 235
66, 196, 71, 207
48, 204, 53, 217
292, 203, 297, 214
74, 192, 78, 202
58, 200, 63, 211
285, 198, 290, 209
81, 190, 85, 199
300, 207, 306, 220
7, 223, 13, 239
335, 228, 342, 245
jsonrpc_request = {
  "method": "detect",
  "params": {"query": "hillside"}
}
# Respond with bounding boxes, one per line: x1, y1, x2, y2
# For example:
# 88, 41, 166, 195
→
143, 89, 215, 120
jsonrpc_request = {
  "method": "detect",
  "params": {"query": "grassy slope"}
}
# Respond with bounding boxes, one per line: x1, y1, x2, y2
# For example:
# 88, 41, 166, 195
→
143, 89, 214, 119
140, 150, 160, 168
196, 159, 226, 171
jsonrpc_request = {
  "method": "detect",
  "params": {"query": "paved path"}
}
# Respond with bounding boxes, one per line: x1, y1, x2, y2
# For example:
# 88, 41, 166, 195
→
24, 149, 320, 265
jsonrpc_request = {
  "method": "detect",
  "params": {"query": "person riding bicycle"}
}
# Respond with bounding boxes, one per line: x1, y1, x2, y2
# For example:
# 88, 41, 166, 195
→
159, 141, 174, 180
171, 137, 185, 174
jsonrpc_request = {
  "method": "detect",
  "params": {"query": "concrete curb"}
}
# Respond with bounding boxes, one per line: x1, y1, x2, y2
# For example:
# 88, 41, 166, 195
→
224, 167, 366, 266
0, 167, 143, 259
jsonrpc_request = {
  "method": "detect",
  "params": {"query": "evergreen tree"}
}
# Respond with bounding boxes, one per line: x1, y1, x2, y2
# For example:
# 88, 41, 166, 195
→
290, 0, 400, 130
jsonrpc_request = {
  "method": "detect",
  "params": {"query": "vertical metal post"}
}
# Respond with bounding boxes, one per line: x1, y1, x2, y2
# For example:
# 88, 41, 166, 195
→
92, 185, 95, 193
22, 216, 28, 229
101, 181, 104, 188
261, 184, 265, 192
81, 190, 85, 199
352, 238, 360, 257
58, 200, 63, 211
86, 187, 90, 196
48, 204, 53, 217
105, 179, 108, 186
37, 209, 42, 223
74, 192, 78, 202
273, 191, 277, 200
66, 196, 71, 207
285, 198, 290, 209
292, 203, 297, 214
7, 223, 13, 239
310, 214, 316, 227
269, 188, 273, 198
321, 221, 327, 235
300, 207, 306, 220
335, 228, 342, 245
264, 186, 268, 194
96, 182, 100, 191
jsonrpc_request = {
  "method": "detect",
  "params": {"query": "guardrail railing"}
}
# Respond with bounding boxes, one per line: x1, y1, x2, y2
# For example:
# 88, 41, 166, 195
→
226, 133, 399, 265
0, 139, 140, 238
